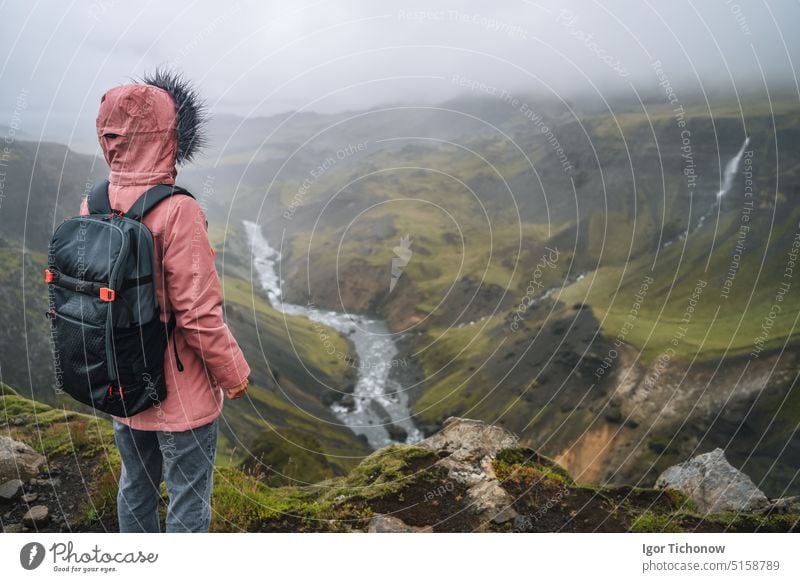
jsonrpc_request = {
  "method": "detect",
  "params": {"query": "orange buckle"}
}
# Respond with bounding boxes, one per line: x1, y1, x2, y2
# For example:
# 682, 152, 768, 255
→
99, 287, 116, 302
45, 269, 56, 283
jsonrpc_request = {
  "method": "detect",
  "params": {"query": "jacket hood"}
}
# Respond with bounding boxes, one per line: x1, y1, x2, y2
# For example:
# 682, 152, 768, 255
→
96, 69, 206, 185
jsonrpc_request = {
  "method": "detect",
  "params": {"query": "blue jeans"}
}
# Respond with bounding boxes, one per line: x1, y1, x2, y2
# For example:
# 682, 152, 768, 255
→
113, 418, 218, 533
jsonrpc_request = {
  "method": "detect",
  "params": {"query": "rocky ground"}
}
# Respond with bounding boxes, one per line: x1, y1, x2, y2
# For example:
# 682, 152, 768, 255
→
2, 380, 798, 533
0, 449, 100, 533
1, 383, 119, 533
303, 417, 799, 533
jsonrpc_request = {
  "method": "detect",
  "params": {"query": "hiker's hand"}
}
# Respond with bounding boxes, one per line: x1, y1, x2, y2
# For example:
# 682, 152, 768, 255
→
226, 379, 249, 400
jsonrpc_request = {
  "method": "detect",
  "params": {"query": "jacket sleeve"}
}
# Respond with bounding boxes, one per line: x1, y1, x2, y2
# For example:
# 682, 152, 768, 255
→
162, 196, 251, 390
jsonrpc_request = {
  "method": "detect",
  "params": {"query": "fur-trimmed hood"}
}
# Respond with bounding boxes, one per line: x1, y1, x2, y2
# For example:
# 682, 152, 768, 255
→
96, 69, 207, 184
140, 69, 207, 164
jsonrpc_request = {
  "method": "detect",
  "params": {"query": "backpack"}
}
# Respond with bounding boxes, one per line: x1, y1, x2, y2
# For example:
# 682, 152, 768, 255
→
46, 179, 194, 417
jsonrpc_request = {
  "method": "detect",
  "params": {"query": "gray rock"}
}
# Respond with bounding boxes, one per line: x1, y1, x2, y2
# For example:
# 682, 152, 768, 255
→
0, 479, 24, 503
21, 492, 38, 503
3, 523, 24, 533
368, 515, 414, 533
30, 477, 60, 488
367, 515, 431, 533
420, 417, 519, 524
0, 436, 46, 482
339, 395, 356, 411
466, 480, 518, 524
22, 505, 49, 528
766, 496, 800, 515
385, 423, 408, 443
656, 448, 769, 513
421, 417, 519, 463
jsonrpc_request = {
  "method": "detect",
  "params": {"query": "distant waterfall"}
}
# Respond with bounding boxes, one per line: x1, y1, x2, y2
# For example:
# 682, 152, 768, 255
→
662, 136, 753, 248
716, 137, 750, 199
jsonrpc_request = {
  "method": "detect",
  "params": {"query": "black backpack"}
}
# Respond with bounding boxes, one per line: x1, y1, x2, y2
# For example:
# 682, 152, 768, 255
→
46, 179, 193, 417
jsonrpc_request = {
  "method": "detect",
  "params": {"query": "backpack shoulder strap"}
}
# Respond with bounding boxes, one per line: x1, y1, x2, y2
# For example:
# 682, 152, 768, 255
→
87, 179, 112, 214
124, 184, 195, 222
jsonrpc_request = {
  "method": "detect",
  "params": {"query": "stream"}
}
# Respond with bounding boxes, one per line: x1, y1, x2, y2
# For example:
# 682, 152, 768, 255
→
244, 220, 423, 449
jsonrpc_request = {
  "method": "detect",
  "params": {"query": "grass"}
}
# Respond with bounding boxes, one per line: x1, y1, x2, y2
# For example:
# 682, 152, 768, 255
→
493, 447, 575, 485
210, 465, 337, 532
560, 204, 800, 362
211, 443, 444, 531
1, 383, 115, 458
222, 273, 355, 382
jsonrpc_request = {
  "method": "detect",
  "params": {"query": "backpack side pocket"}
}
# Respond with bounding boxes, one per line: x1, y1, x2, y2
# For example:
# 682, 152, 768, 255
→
108, 317, 169, 416
51, 311, 110, 409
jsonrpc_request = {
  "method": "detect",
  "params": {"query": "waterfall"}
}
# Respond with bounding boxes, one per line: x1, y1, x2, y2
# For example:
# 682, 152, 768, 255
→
662, 136, 753, 248
715, 137, 750, 199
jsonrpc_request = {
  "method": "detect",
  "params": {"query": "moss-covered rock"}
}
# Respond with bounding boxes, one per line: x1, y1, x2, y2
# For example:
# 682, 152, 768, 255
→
494, 447, 575, 485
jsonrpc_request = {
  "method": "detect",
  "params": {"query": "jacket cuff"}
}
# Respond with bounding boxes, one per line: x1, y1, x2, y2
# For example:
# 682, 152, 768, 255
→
214, 350, 251, 390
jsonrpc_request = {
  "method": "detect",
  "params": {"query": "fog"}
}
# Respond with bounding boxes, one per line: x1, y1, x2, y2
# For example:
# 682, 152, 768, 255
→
1, 0, 797, 154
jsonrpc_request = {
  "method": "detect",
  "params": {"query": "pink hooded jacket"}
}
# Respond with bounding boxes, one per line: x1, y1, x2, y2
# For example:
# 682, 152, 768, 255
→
81, 81, 250, 432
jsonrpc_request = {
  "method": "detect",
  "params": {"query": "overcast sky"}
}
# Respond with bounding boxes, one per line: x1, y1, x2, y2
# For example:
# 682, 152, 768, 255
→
1, 0, 798, 153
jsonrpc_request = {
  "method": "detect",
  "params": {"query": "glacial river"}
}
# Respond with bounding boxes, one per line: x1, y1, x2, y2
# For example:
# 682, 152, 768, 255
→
244, 221, 423, 448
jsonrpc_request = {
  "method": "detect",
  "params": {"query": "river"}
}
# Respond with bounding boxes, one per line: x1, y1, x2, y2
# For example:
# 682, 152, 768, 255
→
243, 220, 423, 449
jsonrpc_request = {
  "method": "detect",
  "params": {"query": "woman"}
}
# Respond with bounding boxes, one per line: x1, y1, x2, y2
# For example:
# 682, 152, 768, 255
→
83, 69, 251, 533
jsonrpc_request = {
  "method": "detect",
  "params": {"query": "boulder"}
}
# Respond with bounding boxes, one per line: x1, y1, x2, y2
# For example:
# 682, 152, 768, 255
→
656, 448, 769, 513
22, 505, 49, 528
421, 417, 519, 524
421, 417, 518, 463
0, 437, 46, 482
386, 424, 408, 443
0, 479, 24, 503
